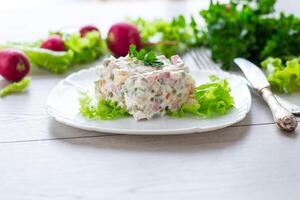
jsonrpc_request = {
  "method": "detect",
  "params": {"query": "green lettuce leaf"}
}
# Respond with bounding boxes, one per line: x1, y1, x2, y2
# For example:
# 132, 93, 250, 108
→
79, 93, 128, 120
63, 31, 105, 65
261, 57, 300, 93
168, 76, 235, 117
0, 78, 31, 97
23, 47, 74, 73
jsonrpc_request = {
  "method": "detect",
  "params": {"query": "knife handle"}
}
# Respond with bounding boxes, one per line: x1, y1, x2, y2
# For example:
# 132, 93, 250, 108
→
260, 87, 298, 132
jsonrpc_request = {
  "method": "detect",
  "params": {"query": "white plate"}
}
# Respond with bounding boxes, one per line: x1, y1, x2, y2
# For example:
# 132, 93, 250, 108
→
46, 67, 251, 135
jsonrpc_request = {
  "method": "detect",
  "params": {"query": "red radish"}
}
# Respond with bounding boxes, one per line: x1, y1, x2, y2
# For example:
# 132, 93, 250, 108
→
40, 35, 65, 51
0, 49, 30, 82
107, 22, 142, 57
80, 25, 99, 37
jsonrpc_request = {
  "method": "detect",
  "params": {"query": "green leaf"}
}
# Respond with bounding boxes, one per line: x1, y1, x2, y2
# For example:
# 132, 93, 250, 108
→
25, 48, 74, 73
261, 57, 300, 93
128, 45, 163, 67
209, 75, 220, 81
0, 78, 31, 97
129, 44, 137, 57
63, 31, 105, 65
79, 93, 129, 120
200, 0, 300, 70
168, 76, 235, 118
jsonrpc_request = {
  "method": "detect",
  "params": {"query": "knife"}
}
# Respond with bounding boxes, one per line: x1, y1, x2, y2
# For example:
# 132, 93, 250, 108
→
234, 58, 298, 132
241, 79, 300, 116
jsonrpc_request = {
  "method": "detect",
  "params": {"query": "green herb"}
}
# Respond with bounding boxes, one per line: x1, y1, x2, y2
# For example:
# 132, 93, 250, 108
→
262, 57, 300, 93
0, 78, 31, 97
131, 15, 204, 57
129, 45, 164, 67
200, 0, 300, 70
168, 76, 235, 117
260, 13, 300, 60
79, 93, 128, 120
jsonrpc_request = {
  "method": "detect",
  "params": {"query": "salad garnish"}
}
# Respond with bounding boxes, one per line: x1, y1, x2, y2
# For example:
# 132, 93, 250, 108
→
0, 77, 31, 97
262, 57, 300, 93
168, 76, 234, 117
79, 92, 129, 120
129, 45, 164, 67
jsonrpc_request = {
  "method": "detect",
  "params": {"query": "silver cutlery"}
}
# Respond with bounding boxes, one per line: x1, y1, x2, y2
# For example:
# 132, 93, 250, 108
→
234, 58, 297, 132
188, 48, 298, 132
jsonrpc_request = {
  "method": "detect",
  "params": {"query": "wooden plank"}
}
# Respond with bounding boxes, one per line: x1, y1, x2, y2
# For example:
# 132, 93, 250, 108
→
0, 124, 299, 200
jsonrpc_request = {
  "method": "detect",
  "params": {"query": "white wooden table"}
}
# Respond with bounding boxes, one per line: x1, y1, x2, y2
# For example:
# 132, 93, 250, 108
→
1, 1, 300, 199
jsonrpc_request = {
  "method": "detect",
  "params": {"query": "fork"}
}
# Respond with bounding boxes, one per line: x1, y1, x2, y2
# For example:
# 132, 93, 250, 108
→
188, 48, 300, 116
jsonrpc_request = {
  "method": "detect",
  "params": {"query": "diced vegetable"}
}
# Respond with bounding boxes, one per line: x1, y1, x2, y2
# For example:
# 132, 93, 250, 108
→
0, 49, 30, 81
79, 75, 234, 120
0, 77, 31, 97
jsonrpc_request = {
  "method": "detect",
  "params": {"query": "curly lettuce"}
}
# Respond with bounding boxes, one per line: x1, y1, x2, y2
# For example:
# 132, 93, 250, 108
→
261, 57, 300, 93
79, 93, 128, 120
168, 76, 235, 117
23, 47, 74, 73
63, 31, 105, 65
0, 78, 31, 97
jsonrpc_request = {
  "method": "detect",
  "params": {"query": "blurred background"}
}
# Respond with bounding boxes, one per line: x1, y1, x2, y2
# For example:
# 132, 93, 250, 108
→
0, 0, 297, 43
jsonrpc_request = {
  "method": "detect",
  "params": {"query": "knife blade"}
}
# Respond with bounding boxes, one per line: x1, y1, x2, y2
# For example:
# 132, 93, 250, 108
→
234, 58, 298, 132
234, 58, 270, 90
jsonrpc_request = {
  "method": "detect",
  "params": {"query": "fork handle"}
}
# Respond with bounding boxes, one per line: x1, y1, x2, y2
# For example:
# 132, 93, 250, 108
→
260, 87, 298, 132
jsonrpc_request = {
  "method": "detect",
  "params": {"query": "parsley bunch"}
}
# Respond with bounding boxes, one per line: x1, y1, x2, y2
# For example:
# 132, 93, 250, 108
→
129, 45, 163, 67
201, 0, 300, 70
